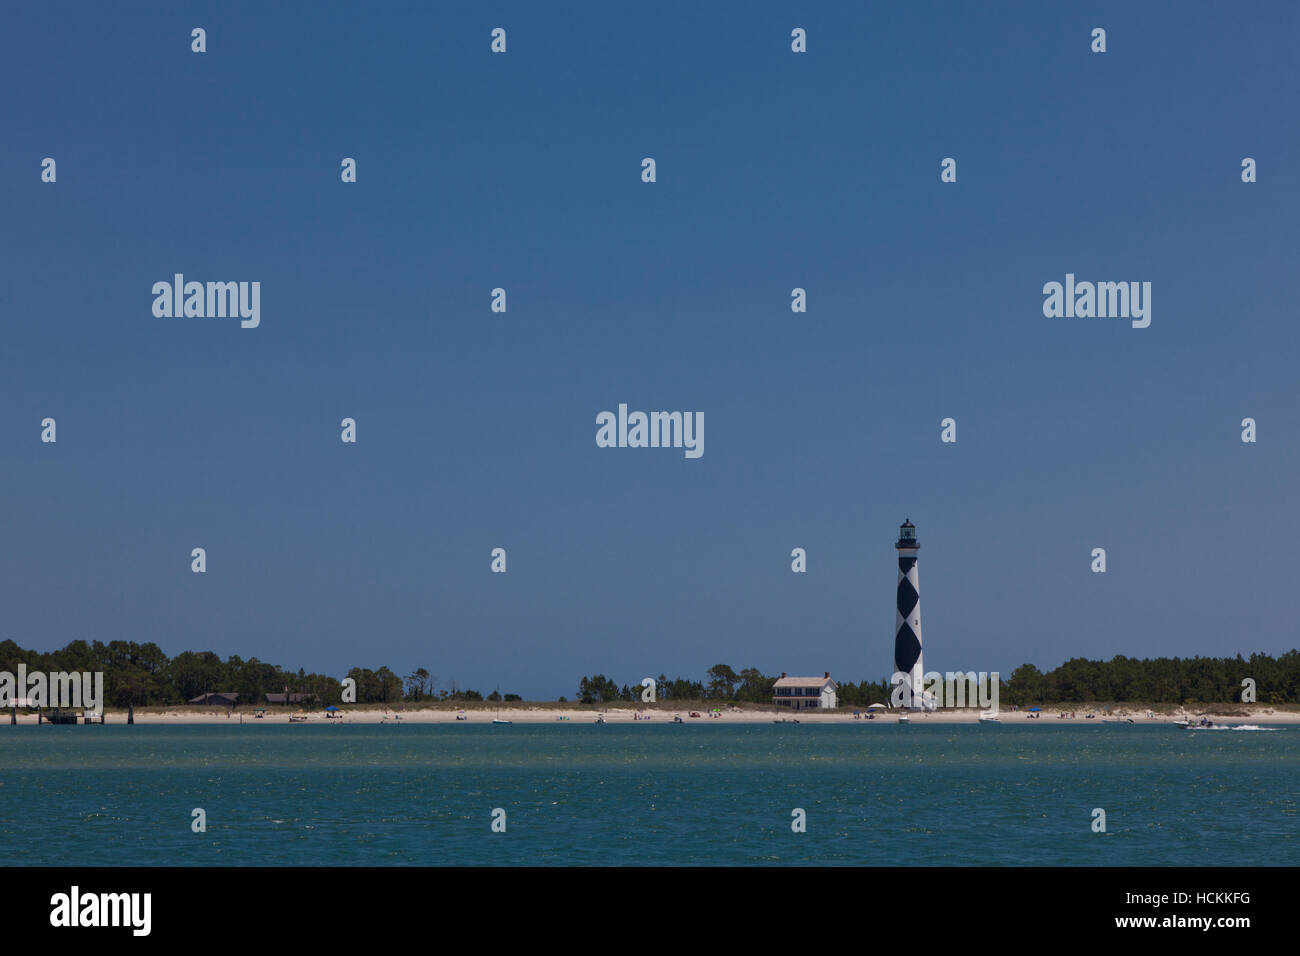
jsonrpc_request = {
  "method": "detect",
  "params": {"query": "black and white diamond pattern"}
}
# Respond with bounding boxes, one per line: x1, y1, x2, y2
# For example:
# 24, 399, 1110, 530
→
895, 552, 924, 692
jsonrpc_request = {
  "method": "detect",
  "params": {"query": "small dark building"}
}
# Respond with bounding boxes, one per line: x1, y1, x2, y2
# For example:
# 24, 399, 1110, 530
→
265, 692, 309, 705
188, 692, 240, 707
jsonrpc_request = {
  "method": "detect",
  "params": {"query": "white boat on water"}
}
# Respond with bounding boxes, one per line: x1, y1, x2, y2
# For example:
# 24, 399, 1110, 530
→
1177, 714, 1268, 730
491, 718, 511, 725
897, 713, 910, 724
978, 712, 1000, 723
1189, 723, 1274, 732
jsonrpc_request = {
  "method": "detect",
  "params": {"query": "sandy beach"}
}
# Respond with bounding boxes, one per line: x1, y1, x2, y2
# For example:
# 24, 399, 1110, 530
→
17, 703, 1298, 726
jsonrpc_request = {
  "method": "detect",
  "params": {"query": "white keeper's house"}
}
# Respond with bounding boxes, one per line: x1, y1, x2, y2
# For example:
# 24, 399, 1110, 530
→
772, 672, 838, 710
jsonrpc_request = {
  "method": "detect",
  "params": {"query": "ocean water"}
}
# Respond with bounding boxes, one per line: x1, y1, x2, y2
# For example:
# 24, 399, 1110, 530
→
1, 723, 1295, 866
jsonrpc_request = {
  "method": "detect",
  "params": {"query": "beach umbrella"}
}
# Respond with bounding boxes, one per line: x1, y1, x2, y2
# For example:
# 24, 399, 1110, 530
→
1029, 707, 1041, 712
867, 703, 887, 710
325, 705, 339, 712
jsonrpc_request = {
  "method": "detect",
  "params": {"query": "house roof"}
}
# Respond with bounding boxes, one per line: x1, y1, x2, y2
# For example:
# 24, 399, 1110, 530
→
773, 676, 836, 689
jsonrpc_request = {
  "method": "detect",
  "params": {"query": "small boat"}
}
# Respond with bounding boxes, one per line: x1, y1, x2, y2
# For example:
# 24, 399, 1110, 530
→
773, 718, 800, 724
978, 712, 1000, 723
491, 718, 511, 725
288, 714, 308, 723
1173, 719, 1192, 729
897, 713, 910, 724
1101, 717, 1134, 724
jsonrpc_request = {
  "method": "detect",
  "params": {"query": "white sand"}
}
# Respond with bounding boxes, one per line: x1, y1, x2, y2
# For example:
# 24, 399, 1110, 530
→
16, 703, 1295, 726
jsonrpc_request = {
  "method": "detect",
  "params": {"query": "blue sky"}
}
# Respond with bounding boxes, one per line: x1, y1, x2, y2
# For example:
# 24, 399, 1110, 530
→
2, 2, 1297, 697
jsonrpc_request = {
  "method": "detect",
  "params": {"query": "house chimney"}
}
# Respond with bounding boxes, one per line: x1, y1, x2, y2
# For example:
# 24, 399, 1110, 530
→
781, 672, 786, 679
825, 671, 830, 679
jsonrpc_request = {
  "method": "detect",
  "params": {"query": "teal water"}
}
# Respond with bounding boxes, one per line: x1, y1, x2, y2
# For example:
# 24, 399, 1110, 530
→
1, 724, 1295, 865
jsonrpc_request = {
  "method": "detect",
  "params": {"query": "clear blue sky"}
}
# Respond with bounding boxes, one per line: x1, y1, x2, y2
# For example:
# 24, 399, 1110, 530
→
2, 2, 1297, 697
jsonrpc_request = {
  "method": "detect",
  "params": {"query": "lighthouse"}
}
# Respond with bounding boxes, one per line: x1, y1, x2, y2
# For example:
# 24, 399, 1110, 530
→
894, 519, 930, 708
